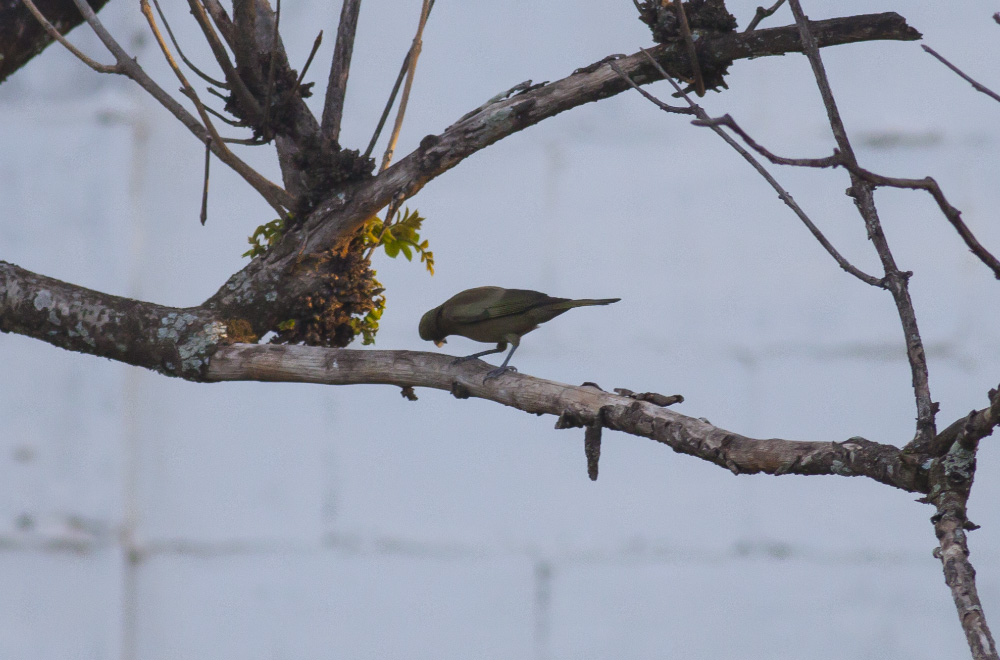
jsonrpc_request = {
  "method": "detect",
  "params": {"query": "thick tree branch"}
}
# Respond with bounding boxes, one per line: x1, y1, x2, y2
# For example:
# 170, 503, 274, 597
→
0, 0, 110, 83
1, 257, 927, 493
206, 12, 921, 326
925, 425, 999, 660
0, 261, 225, 379
206, 344, 926, 493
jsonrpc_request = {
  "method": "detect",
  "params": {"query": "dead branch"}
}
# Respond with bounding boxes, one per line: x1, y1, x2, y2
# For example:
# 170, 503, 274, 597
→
322, 0, 363, 143
205, 344, 926, 493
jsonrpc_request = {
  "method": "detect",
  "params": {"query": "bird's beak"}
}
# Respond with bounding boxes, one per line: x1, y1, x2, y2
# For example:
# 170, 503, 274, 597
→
434, 339, 447, 347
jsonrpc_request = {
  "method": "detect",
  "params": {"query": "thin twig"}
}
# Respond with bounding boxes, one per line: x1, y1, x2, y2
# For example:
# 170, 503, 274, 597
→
21, 0, 119, 74
64, 0, 291, 213
692, 114, 840, 167
608, 60, 695, 115
364, 51, 411, 160
379, 0, 433, 172
744, 0, 787, 32
671, 0, 705, 96
851, 168, 1000, 279
923, 45, 1000, 104
322, 0, 363, 143
141, 1, 263, 206
151, 0, 228, 88
221, 136, 269, 146
787, 0, 935, 448
200, 138, 212, 225
686, 49, 1000, 280
203, 104, 245, 127
622, 50, 883, 287
283, 30, 323, 104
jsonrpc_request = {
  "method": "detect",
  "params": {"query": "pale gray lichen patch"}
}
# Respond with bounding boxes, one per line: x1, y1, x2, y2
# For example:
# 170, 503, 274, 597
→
830, 459, 854, 476
176, 321, 228, 375
942, 443, 976, 483
157, 312, 201, 342
68, 321, 96, 348
33, 290, 53, 311
265, 291, 277, 302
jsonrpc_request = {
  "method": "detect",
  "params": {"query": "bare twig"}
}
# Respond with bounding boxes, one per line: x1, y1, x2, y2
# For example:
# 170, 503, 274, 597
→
787, 0, 935, 448
608, 60, 695, 115
923, 45, 1000, 104
692, 114, 840, 167
60, 0, 290, 213
852, 169, 1000, 279
323, 0, 363, 143
151, 0, 227, 88
203, 104, 245, 128
364, 52, 410, 160
745, 0, 788, 32
283, 31, 324, 105
139, 0, 290, 217
671, 0, 705, 96
21, 0, 119, 74
200, 138, 212, 225
364, 0, 437, 160
691, 113, 1000, 279
618, 50, 883, 287
380, 0, 433, 172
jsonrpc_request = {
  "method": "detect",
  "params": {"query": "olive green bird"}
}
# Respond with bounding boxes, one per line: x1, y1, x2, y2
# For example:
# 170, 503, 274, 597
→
419, 286, 620, 379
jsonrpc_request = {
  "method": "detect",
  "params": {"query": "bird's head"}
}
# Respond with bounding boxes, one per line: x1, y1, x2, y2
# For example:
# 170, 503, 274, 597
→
418, 307, 447, 347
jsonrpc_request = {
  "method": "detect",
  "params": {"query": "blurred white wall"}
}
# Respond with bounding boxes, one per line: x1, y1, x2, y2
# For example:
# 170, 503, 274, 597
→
2, 1, 999, 658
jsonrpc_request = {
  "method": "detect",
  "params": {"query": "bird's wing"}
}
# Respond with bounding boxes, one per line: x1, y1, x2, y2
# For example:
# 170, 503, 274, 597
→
445, 287, 552, 323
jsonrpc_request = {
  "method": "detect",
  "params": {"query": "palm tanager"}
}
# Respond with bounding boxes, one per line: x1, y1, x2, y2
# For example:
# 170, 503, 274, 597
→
419, 286, 620, 379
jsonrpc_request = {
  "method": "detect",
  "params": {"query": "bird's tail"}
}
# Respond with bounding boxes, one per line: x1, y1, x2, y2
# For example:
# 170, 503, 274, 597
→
560, 297, 621, 309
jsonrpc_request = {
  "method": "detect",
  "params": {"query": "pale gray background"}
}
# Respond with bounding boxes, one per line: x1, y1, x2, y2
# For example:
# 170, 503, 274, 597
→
2, 1, 1000, 658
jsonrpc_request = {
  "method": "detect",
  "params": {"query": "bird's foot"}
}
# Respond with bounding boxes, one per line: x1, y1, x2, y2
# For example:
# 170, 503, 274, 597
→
483, 366, 517, 382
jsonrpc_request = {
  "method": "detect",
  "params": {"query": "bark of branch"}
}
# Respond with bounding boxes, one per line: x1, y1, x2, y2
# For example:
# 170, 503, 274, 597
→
322, 0, 362, 144
934, 494, 998, 660
206, 344, 926, 493
0, 261, 224, 379
926, 432, 999, 660
0, 0, 110, 83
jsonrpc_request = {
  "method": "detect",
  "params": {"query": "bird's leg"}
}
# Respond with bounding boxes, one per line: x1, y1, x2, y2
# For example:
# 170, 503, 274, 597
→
484, 338, 520, 381
451, 342, 507, 366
